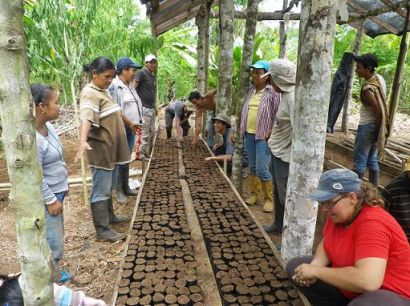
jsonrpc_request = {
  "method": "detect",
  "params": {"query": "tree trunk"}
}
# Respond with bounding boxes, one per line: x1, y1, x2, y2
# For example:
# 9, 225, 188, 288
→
279, 0, 288, 58
231, 0, 261, 194
388, 5, 410, 137
196, 2, 210, 95
0, 2, 53, 305
216, 0, 235, 115
341, 25, 364, 133
281, 0, 338, 263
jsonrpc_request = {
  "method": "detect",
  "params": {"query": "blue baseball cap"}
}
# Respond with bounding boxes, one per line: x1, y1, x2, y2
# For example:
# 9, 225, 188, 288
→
250, 60, 270, 72
309, 169, 361, 202
116, 57, 142, 71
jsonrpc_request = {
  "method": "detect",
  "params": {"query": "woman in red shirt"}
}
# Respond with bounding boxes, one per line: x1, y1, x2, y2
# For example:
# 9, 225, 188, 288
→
286, 169, 410, 306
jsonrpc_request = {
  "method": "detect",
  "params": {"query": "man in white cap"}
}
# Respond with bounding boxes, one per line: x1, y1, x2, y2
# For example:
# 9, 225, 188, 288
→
135, 54, 157, 160
264, 58, 297, 234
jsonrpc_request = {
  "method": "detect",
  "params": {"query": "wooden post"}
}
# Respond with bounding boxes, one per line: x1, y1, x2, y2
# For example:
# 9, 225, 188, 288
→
216, 0, 235, 114
341, 25, 364, 133
0, 1, 53, 305
196, 1, 211, 136
279, 0, 288, 58
388, 5, 410, 137
281, 0, 338, 263
231, 0, 262, 194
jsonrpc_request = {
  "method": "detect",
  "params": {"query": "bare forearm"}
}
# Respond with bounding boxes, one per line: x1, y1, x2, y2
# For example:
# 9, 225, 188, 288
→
313, 266, 376, 293
208, 154, 232, 161
79, 120, 92, 143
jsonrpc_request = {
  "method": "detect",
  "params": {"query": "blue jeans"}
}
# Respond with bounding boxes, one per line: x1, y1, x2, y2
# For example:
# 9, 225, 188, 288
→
125, 126, 135, 153
45, 191, 66, 268
245, 133, 272, 181
353, 123, 379, 174
90, 167, 115, 203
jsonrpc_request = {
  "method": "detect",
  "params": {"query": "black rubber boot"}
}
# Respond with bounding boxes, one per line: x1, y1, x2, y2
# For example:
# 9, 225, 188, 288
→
263, 187, 284, 234
90, 200, 125, 241
353, 169, 364, 179
166, 127, 172, 139
182, 126, 190, 137
108, 197, 129, 224
369, 170, 379, 187
123, 165, 138, 196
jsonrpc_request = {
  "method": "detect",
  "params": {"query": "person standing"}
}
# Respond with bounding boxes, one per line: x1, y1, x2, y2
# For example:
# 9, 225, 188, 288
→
135, 54, 157, 160
352, 53, 389, 187
109, 57, 143, 203
239, 60, 280, 212
32, 84, 70, 282
76, 57, 130, 242
264, 59, 297, 233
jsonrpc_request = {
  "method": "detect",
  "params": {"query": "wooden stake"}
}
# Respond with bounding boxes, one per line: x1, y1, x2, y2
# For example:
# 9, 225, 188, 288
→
388, 5, 410, 137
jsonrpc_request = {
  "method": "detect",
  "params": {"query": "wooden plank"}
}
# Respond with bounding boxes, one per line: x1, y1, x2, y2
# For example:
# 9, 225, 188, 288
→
151, 0, 201, 25
155, 5, 201, 35
177, 149, 222, 306
110, 132, 159, 306
201, 139, 312, 306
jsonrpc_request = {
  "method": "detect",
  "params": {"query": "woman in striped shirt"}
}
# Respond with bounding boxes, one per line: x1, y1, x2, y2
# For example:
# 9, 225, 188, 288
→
240, 60, 280, 212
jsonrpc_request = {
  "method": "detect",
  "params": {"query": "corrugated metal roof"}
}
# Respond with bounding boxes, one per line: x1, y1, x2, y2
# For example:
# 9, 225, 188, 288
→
141, 0, 410, 37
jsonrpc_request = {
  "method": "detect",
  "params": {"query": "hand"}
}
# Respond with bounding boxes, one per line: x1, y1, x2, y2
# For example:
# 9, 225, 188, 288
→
75, 141, 92, 163
130, 123, 141, 134
293, 264, 318, 287
205, 157, 214, 161
47, 200, 63, 216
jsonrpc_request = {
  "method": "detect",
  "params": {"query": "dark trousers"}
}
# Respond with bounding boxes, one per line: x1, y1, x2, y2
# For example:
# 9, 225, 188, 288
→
286, 256, 410, 306
165, 109, 190, 139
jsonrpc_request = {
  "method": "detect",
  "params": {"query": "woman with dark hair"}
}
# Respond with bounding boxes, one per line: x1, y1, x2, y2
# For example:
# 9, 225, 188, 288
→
286, 169, 410, 306
109, 57, 143, 204
75, 56, 130, 242
239, 60, 280, 213
32, 84, 70, 283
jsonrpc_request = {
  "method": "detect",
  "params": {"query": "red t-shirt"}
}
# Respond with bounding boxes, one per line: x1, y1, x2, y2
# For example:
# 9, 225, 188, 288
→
323, 205, 410, 300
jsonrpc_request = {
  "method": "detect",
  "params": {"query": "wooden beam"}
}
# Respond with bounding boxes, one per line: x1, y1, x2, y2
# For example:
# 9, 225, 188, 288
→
151, 0, 202, 25
155, 5, 201, 35
388, 5, 410, 136
347, 0, 400, 34
210, 10, 300, 20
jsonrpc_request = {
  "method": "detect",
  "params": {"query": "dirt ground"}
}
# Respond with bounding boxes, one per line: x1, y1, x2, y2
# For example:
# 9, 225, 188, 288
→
1, 111, 409, 303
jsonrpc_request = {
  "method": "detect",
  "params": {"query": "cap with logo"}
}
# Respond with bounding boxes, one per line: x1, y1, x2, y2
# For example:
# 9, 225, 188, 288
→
116, 57, 142, 71
308, 169, 361, 202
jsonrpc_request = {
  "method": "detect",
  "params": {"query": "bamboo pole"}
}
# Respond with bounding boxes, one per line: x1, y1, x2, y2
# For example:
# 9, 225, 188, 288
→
388, 5, 410, 137
341, 25, 364, 133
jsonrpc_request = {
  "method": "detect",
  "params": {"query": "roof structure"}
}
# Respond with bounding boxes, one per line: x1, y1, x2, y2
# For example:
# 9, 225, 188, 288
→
141, 0, 410, 38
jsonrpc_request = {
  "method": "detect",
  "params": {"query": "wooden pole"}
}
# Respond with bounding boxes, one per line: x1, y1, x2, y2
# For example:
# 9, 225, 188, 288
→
341, 25, 364, 133
281, 0, 338, 263
279, 0, 288, 58
388, 5, 410, 137
0, 1, 53, 304
216, 0, 235, 114
231, 0, 262, 194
